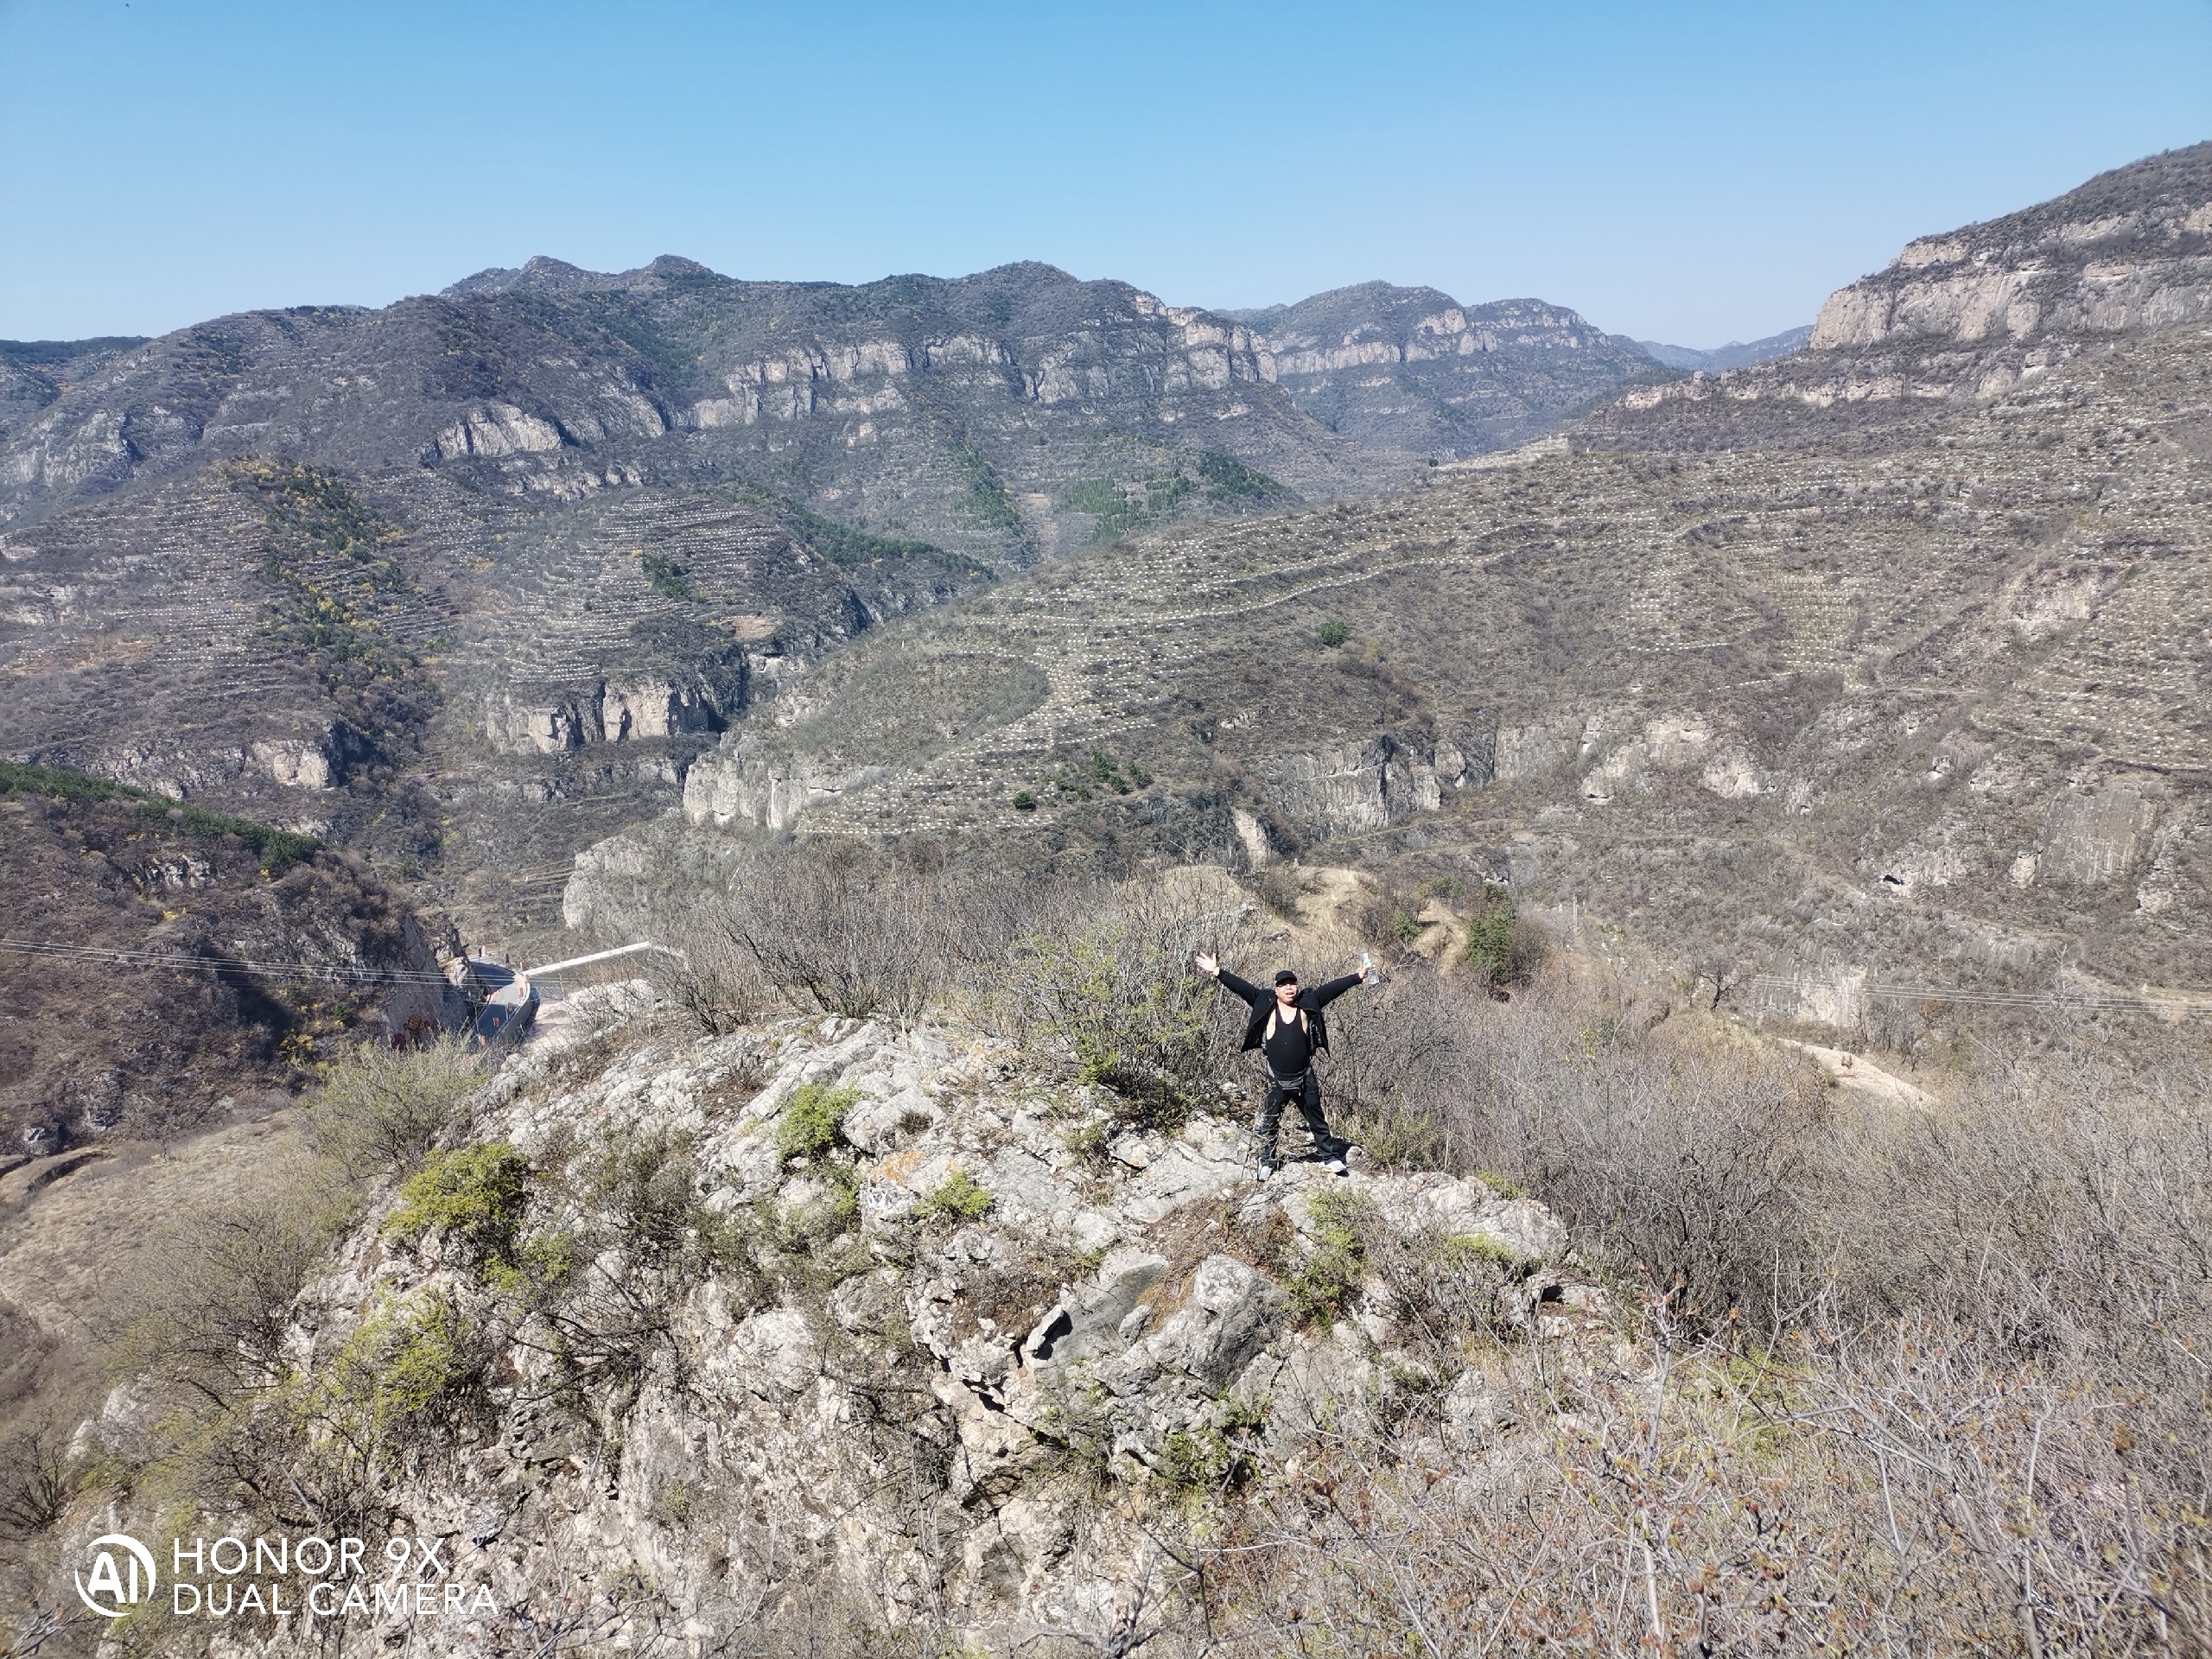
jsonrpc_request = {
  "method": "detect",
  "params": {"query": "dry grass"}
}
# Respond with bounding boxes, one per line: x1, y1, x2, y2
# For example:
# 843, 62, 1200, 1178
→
33, 847, 2212, 1655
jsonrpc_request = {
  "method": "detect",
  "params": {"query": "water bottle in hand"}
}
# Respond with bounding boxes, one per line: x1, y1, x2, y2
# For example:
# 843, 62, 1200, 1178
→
1361, 951, 1378, 986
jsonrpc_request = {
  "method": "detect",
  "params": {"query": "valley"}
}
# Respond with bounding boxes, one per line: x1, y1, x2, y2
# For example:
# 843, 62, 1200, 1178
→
582, 142, 2212, 1047
3, 119, 2212, 1659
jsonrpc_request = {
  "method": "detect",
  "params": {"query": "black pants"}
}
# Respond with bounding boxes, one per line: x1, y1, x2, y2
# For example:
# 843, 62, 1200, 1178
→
1258, 1068, 1338, 1160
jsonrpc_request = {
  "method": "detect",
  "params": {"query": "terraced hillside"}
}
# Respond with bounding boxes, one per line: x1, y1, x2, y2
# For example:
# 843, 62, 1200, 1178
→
609, 143, 2212, 1032
0, 447, 992, 938
2, 260, 1673, 944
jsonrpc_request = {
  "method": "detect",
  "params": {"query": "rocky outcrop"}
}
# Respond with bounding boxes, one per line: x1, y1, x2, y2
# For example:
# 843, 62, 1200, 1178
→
248, 720, 375, 790
1811, 143, 2212, 349
486, 669, 745, 755
681, 733, 841, 830
1258, 726, 1491, 837
434, 402, 568, 459
1607, 144, 2212, 419
118, 999, 1586, 1652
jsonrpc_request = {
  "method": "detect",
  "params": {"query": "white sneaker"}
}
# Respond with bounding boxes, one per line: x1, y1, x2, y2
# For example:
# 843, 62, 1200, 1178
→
1255, 1156, 1279, 1183
1324, 1157, 1348, 1176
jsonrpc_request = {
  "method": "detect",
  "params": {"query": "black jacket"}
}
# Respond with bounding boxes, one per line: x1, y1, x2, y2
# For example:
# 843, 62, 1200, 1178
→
1215, 969, 1363, 1055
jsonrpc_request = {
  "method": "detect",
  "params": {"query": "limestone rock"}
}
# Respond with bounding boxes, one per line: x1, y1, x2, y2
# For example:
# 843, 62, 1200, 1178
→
73, 955, 1588, 1651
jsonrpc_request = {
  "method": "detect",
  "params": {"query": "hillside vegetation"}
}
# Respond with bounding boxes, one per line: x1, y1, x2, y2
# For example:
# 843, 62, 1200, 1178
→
0, 763, 452, 1149
6, 854, 2207, 1656
646, 143, 2212, 1048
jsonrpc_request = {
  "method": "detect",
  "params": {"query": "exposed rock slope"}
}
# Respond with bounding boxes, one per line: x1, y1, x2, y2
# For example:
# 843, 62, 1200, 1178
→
1812, 141, 2212, 351
68, 997, 1590, 1654
628, 145, 2212, 1031
1618, 142, 2212, 414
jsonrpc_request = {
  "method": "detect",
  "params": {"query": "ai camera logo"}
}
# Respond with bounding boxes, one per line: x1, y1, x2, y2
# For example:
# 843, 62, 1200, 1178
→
76, 1533, 157, 1618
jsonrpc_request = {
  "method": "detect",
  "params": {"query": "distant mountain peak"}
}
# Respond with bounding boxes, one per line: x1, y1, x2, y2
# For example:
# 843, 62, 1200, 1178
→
1226, 283, 1655, 457
442, 254, 726, 299
1636, 327, 1813, 373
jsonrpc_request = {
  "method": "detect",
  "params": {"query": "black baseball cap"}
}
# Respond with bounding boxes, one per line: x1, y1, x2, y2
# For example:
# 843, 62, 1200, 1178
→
1274, 969, 1299, 986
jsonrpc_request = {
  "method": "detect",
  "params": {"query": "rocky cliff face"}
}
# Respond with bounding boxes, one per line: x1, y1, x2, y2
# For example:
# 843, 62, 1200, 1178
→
1811, 143, 2212, 351
1232, 283, 1662, 457
1610, 142, 2212, 418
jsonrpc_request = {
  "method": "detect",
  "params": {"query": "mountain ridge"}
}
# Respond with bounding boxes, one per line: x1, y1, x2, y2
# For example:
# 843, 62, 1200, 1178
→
576, 140, 2212, 1043
1226, 281, 1663, 456
1634, 325, 1813, 372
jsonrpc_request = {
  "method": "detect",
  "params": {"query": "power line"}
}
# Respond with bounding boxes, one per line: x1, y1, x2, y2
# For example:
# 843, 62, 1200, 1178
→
0, 938, 456, 988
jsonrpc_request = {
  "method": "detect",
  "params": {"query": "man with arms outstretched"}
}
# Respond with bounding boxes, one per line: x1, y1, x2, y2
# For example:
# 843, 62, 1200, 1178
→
1194, 952, 1375, 1182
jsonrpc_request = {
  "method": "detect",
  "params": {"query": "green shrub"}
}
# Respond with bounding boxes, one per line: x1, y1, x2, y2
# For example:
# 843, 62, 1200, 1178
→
1194, 450, 1284, 505
1065, 1116, 1113, 1169
1332, 1097, 1448, 1171
1012, 790, 1037, 810
1288, 1186, 1373, 1328
385, 1142, 531, 1267
639, 550, 694, 600
1315, 620, 1350, 647
308, 1038, 484, 1179
776, 1084, 858, 1163
0, 759, 322, 873
916, 1167, 993, 1226
1059, 451, 1281, 542
321, 1291, 489, 1445
1154, 1395, 1268, 1494
1465, 886, 1546, 989
1019, 921, 1215, 1129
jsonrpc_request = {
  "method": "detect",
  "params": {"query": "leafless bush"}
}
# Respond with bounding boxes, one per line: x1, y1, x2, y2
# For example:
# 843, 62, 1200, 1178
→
1205, 1324, 2209, 1656
1272, 961, 1827, 1328
109, 1041, 495, 1538
0, 1427, 73, 1539
304, 1034, 486, 1180
1819, 1048, 2212, 1445
114, 1166, 340, 1409
652, 904, 772, 1034
1323, 959, 1488, 1168
992, 871, 1264, 1125
716, 841, 954, 1023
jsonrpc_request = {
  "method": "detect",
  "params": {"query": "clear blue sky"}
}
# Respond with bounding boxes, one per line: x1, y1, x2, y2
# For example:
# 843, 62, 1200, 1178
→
3, 1, 2207, 347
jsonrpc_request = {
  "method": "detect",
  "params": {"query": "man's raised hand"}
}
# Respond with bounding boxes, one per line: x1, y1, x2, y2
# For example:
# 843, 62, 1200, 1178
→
1194, 951, 1220, 978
